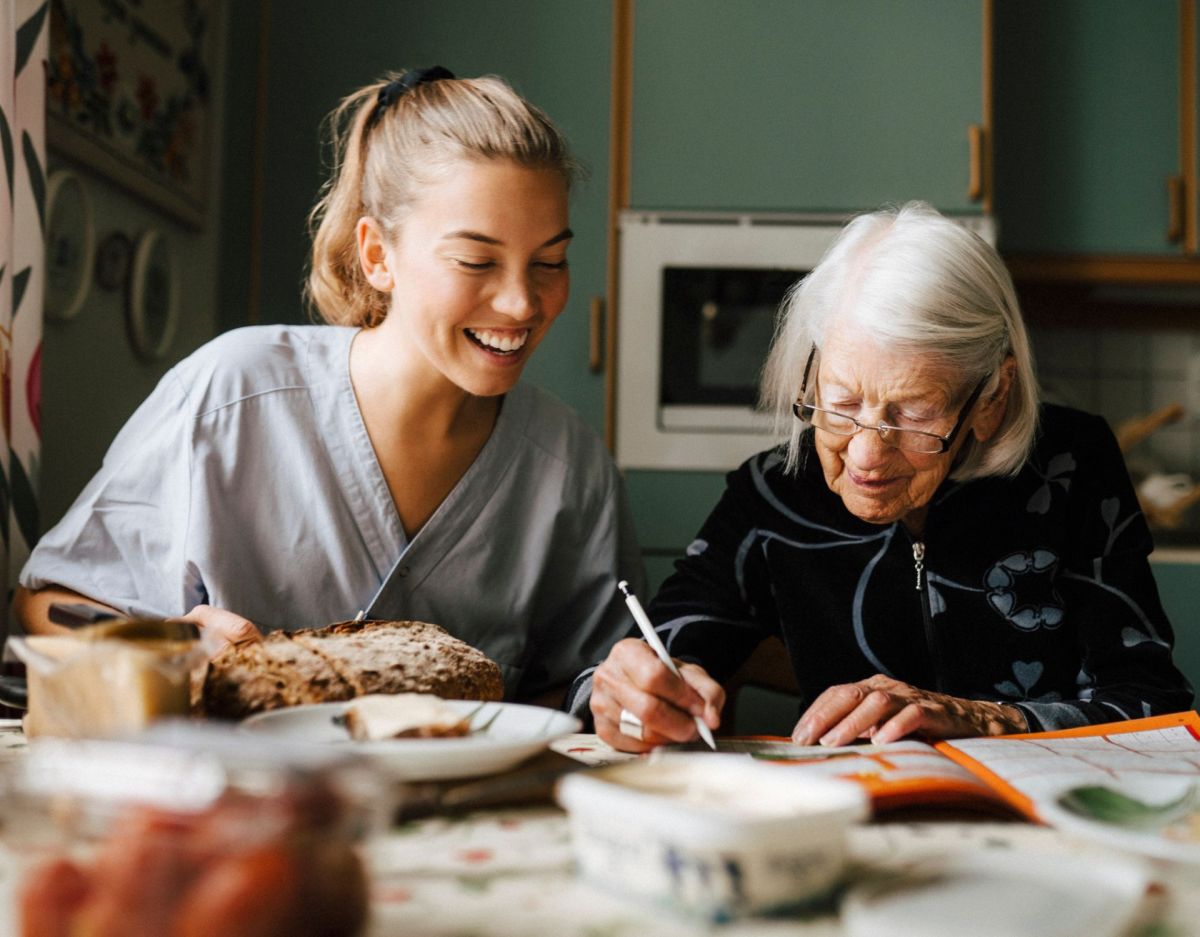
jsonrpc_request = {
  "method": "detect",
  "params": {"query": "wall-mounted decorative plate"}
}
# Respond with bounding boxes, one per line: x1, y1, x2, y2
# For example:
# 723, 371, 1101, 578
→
126, 229, 179, 360
95, 231, 133, 292
44, 169, 96, 321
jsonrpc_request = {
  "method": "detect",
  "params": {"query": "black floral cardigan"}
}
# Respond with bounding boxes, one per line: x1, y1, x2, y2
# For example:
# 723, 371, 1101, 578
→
610, 404, 1194, 732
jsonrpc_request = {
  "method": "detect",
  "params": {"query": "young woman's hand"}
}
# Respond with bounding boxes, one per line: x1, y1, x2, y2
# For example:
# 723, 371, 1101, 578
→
590, 637, 724, 753
178, 605, 263, 657
791, 673, 1028, 746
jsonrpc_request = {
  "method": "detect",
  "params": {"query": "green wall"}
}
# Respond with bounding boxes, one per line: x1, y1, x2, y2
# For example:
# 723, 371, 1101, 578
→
38, 0, 260, 530
1149, 562, 1200, 698
39, 158, 220, 527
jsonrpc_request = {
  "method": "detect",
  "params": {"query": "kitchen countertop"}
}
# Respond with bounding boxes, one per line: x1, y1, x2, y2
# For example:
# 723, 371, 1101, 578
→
2, 724, 1199, 936
1151, 547, 1200, 564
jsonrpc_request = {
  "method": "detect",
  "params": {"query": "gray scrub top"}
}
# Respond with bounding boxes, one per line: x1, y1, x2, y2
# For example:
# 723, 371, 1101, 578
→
21, 325, 644, 701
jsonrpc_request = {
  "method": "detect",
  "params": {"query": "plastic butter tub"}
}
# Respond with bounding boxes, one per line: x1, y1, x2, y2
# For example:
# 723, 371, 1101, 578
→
555, 753, 869, 920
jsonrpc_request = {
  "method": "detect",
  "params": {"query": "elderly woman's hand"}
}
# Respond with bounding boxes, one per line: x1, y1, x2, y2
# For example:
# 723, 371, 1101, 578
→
792, 674, 1028, 746
591, 637, 724, 753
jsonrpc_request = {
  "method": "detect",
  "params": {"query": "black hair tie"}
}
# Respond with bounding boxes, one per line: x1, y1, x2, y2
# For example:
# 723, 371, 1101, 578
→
365, 65, 455, 132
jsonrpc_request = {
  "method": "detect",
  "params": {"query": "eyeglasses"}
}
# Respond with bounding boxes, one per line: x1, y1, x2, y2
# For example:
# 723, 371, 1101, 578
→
791, 345, 986, 455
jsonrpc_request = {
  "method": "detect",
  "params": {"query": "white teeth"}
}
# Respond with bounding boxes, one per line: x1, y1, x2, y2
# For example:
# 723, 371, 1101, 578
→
467, 328, 529, 353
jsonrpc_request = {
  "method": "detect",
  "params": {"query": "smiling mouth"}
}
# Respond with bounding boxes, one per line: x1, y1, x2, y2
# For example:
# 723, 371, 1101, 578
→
465, 328, 530, 356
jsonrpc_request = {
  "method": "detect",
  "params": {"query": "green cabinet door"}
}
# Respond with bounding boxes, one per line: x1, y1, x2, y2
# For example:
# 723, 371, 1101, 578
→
993, 0, 1180, 254
629, 0, 985, 214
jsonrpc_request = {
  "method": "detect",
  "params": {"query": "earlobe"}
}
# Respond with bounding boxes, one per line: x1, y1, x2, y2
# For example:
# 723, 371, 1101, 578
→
356, 216, 394, 292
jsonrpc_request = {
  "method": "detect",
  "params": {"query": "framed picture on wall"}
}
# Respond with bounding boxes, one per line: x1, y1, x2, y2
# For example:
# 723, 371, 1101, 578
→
45, 0, 221, 229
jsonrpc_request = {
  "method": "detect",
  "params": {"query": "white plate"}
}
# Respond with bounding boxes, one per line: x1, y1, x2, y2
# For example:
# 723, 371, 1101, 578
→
842, 849, 1149, 937
1038, 777, 1200, 865
240, 700, 581, 781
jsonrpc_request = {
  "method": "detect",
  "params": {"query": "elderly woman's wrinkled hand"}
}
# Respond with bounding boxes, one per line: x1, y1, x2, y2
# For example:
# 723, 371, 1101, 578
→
591, 637, 724, 753
792, 674, 1028, 746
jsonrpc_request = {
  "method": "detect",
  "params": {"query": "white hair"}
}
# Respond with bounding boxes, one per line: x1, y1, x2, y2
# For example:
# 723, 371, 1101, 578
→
760, 201, 1039, 481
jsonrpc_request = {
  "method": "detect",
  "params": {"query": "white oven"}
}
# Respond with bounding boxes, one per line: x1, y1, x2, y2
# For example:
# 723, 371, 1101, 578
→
615, 210, 996, 472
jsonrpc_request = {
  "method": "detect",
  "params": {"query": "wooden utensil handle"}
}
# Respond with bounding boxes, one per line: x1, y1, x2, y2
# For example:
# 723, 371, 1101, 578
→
1115, 402, 1185, 453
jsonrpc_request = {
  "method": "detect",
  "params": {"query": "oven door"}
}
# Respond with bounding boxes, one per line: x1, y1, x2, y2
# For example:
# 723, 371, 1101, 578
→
659, 265, 800, 430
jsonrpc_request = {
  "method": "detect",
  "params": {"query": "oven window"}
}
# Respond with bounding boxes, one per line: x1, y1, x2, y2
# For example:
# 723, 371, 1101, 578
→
660, 267, 805, 406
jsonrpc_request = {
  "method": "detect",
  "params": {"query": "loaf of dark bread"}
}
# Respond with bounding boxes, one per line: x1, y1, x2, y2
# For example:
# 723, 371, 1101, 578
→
202, 619, 505, 720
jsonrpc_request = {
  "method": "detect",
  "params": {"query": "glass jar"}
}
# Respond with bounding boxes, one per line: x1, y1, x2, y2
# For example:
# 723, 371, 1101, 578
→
0, 721, 393, 936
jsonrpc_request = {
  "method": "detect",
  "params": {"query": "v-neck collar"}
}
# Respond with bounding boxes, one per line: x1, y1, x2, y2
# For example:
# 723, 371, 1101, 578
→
309, 326, 532, 594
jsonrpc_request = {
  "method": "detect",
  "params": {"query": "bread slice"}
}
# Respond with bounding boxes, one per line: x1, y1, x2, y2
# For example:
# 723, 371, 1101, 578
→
342, 693, 472, 740
202, 620, 504, 720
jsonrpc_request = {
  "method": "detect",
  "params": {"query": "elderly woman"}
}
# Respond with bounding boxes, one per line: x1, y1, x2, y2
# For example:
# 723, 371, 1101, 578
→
584, 202, 1194, 752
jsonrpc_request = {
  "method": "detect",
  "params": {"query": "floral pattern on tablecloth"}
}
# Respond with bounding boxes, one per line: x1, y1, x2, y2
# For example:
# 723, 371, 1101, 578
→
3, 725, 1200, 937
550, 733, 640, 767
367, 805, 831, 937
372, 808, 573, 878
364, 807, 1200, 937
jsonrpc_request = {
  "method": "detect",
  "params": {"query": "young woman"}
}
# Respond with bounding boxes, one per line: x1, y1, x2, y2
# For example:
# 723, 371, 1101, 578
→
17, 68, 643, 706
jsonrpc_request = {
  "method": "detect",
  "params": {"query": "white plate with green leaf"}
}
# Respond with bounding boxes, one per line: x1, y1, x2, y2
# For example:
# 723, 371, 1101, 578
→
1039, 776, 1200, 864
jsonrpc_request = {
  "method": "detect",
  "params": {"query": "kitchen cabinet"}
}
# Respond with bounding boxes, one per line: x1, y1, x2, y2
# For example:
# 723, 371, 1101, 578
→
993, 0, 1186, 256
629, 0, 987, 214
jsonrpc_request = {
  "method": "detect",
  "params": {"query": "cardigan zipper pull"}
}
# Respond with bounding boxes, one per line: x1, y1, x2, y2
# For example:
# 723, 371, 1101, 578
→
912, 541, 925, 591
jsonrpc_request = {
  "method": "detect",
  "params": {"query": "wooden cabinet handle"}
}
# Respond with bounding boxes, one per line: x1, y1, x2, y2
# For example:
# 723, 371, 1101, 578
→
967, 124, 985, 202
1167, 174, 1186, 243
589, 296, 604, 373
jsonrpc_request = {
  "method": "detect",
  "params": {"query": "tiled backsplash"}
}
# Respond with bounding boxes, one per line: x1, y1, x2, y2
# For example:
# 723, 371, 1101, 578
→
1031, 326, 1200, 541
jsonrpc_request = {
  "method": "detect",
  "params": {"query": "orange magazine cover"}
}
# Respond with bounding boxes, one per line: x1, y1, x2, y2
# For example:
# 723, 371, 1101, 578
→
701, 711, 1200, 820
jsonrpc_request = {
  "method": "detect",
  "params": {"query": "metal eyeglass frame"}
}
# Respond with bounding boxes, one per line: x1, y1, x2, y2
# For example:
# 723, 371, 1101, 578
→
790, 344, 987, 455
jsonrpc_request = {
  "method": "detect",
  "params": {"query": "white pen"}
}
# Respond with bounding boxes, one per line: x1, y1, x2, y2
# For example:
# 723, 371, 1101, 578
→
617, 580, 717, 750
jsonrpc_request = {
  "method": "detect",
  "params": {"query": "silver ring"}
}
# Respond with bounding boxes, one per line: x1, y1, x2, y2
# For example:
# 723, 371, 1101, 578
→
618, 708, 644, 741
